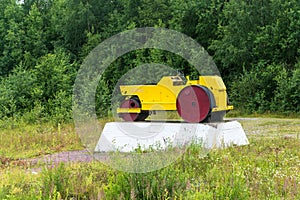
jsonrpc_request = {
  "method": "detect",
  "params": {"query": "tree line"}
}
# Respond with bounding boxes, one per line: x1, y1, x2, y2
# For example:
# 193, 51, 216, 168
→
0, 0, 299, 123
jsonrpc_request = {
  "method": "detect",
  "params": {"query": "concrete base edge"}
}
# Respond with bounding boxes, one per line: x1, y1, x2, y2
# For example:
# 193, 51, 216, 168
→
94, 121, 249, 153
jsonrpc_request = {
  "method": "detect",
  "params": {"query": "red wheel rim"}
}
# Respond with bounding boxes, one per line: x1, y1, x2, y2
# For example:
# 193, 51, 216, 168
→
119, 99, 140, 121
176, 85, 211, 123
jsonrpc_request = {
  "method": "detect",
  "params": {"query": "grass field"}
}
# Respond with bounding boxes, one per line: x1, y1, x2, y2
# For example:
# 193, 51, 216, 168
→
0, 117, 299, 199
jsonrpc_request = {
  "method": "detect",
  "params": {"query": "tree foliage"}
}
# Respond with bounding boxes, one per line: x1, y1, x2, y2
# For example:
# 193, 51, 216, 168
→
0, 0, 299, 122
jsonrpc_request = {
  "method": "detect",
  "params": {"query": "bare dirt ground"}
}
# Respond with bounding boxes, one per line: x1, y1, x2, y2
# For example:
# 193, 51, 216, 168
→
29, 149, 94, 165
25, 149, 95, 173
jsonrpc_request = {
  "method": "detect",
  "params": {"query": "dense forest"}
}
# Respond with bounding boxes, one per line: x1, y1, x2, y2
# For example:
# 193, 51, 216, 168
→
0, 0, 299, 123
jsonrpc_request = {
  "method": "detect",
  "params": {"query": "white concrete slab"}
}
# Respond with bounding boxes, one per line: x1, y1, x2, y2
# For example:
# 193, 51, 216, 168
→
94, 121, 249, 152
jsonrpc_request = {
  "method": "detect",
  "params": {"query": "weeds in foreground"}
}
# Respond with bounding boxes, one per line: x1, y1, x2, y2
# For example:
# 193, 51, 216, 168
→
0, 118, 299, 199
0, 120, 82, 159
0, 135, 299, 199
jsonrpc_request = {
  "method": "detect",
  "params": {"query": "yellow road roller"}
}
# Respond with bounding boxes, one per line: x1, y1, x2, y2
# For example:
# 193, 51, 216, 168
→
117, 75, 233, 123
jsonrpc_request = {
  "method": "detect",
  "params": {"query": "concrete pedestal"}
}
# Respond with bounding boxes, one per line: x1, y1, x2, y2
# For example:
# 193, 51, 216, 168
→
94, 121, 249, 153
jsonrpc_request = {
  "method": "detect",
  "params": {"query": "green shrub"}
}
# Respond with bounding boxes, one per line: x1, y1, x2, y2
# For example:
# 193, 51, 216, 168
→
47, 90, 73, 124
230, 59, 300, 115
272, 66, 300, 113
0, 66, 41, 118
21, 101, 46, 124
0, 51, 77, 123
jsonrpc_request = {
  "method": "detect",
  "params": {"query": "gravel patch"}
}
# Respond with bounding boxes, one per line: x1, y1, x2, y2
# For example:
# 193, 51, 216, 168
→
29, 149, 94, 165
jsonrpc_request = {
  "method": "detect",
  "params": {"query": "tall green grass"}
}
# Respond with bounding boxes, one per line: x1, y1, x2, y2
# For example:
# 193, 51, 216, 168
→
0, 119, 82, 159
0, 118, 299, 199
